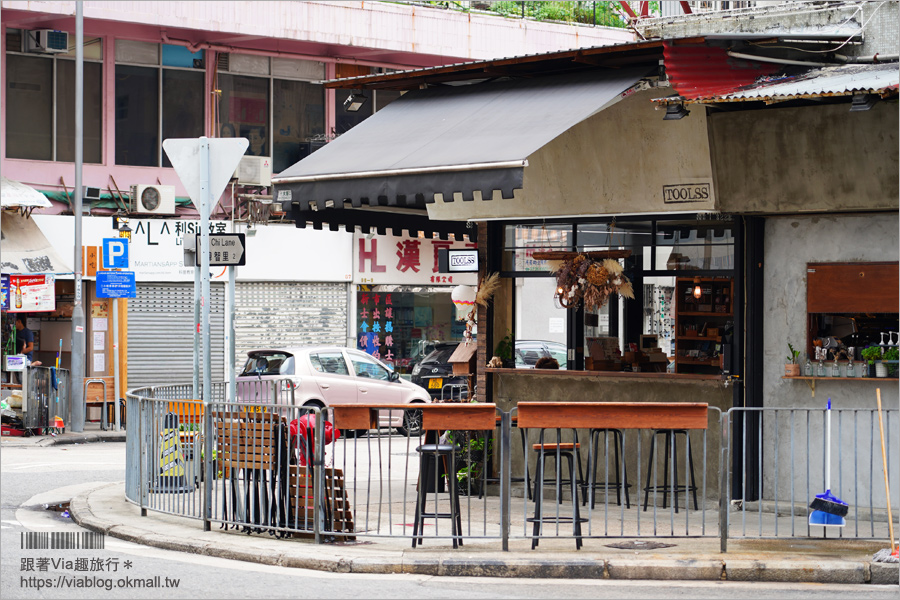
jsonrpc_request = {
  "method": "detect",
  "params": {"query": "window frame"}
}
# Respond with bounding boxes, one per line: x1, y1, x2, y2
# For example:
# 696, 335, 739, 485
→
5, 30, 104, 163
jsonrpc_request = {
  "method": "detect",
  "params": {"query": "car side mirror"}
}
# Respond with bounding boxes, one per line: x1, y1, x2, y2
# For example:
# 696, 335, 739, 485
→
389, 371, 400, 382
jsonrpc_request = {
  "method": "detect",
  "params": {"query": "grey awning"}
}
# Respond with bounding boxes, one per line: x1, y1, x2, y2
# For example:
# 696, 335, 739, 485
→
1, 212, 73, 275
274, 68, 650, 216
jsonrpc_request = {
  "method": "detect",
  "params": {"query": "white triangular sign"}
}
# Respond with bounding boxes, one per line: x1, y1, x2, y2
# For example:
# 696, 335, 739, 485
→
163, 137, 249, 217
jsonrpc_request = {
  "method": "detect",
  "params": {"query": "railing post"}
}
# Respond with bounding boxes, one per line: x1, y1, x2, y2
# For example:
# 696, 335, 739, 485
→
719, 410, 730, 553
313, 407, 325, 544
139, 397, 148, 516
500, 409, 511, 551
202, 401, 213, 531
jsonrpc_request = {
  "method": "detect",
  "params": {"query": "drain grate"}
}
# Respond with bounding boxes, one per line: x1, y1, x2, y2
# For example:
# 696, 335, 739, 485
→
605, 540, 675, 550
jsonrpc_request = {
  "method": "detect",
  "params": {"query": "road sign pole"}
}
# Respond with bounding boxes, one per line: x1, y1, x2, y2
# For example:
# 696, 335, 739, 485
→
199, 137, 213, 533
227, 265, 235, 406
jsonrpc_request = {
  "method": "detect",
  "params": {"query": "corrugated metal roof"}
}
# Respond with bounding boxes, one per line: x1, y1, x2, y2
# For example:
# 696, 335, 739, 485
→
663, 41, 780, 100
686, 62, 899, 103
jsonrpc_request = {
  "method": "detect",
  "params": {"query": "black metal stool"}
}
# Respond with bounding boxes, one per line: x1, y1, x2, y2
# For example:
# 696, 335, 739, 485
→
583, 428, 631, 508
527, 439, 586, 549
412, 443, 463, 548
642, 429, 698, 512
481, 416, 532, 500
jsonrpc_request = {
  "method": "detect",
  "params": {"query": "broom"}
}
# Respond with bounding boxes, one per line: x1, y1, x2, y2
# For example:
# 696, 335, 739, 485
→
809, 398, 849, 526
873, 388, 899, 563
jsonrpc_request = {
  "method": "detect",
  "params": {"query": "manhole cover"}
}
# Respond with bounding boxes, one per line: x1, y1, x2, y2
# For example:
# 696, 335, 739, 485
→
605, 540, 675, 550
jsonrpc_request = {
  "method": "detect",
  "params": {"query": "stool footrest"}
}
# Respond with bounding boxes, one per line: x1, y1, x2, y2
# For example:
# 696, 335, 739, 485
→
532, 443, 579, 451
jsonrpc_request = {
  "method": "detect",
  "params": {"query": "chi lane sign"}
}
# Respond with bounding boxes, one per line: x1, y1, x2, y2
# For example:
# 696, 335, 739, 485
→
194, 233, 246, 266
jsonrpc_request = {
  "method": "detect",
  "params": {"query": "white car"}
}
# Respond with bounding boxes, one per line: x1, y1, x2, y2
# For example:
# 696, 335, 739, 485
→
236, 346, 431, 436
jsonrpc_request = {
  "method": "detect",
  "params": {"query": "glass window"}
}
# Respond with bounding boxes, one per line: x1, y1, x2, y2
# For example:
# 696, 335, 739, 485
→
356, 287, 465, 374
655, 220, 735, 271
349, 352, 391, 380
218, 73, 269, 156
5, 54, 52, 160
162, 69, 204, 167
56, 60, 102, 163
115, 65, 158, 166
501, 223, 573, 272
310, 352, 349, 375
273, 79, 324, 173
5, 32, 102, 163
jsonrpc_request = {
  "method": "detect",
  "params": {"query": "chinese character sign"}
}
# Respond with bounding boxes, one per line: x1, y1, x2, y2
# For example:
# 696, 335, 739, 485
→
357, 292, 396, 363
354, 232, 477, 286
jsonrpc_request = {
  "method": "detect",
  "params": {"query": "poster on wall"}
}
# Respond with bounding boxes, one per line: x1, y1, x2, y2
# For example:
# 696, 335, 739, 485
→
0, 274, 8, 311
7, 275, 56, 312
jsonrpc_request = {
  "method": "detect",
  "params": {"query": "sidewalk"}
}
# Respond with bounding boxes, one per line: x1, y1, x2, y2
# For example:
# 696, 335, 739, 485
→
8, 427, 898, 585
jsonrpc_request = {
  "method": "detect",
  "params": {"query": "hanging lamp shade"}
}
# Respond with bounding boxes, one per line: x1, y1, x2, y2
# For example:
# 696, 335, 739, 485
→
451, 285, 476, 320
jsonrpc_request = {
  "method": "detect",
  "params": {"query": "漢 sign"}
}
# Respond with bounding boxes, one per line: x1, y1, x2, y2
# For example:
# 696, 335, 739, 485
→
194, 233, 246, 266
102, 238, 129, 269
96, 271, 136, 298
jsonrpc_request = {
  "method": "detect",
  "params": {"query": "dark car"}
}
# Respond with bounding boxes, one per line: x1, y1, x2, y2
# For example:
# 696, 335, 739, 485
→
410, 342, 470, 400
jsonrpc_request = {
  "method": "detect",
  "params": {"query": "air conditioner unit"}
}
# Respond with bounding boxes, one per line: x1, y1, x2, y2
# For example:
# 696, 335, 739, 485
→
234, 156, 272, 186
26, 30, 69, 54
130, 185, 176, 215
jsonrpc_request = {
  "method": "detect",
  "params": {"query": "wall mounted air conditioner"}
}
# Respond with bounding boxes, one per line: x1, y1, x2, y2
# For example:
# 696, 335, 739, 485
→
234, 156, 272, 186
26, 30, 69, 54
130, 185, 176, 215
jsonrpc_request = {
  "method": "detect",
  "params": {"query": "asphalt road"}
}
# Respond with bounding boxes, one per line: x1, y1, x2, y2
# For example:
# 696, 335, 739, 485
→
2, 441, 897, 599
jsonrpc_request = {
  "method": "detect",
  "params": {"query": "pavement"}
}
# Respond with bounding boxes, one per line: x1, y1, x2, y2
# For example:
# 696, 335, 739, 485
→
5, 426, 898, 586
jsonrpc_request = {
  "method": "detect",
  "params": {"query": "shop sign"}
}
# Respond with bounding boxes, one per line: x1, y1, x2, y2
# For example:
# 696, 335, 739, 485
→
7, 275, 55, 313
662, 183, 712, 204
354, 232, 477, 286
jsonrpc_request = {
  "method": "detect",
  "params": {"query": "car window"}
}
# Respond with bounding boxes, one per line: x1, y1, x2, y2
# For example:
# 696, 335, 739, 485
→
547, 345, 568, 369
349, 352, 391, 381
240, 353, 292, 376
310, 352, 349, 375
423, 344, 458, 364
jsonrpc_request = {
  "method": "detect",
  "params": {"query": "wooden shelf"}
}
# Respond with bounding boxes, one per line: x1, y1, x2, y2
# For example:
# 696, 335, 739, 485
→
783, 375, 898, 397
679, 311, 732, 317
678, 335, 723, 342
531, 250, 632, 261
674, 277, 732, 375
678, 358, 720, 366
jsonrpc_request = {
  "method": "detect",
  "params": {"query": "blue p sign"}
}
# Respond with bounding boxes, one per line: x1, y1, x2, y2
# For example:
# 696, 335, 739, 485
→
102, 238, 129, 269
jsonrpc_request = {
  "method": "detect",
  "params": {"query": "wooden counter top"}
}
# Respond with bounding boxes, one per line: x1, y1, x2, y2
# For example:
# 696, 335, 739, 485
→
485, 368, 724, 382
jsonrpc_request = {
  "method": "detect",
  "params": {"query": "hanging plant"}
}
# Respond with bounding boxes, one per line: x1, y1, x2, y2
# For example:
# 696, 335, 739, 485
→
552, 254, 634, 311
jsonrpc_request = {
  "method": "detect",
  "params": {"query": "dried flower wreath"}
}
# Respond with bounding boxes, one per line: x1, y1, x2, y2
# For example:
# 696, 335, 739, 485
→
549, 254, 634, 310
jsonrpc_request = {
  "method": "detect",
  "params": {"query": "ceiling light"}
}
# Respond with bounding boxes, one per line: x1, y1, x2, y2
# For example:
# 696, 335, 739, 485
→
663, 102, 690, 121
343, 91, 368, 113
849, 93, 877, 112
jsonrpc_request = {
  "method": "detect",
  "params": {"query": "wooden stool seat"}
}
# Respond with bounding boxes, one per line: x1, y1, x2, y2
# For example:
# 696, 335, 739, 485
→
533, 442, 580, 451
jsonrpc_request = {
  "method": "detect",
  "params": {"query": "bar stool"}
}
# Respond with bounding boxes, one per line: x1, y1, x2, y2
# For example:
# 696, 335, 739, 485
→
527, 436, 586, 549
642, 429, 698, 512
481, 416, 532, 500
412, 443, 463, 548
583, 428, 631, 508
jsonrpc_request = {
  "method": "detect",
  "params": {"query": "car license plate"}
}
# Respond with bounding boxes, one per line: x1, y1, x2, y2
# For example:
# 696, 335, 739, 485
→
427, 378, 443, 390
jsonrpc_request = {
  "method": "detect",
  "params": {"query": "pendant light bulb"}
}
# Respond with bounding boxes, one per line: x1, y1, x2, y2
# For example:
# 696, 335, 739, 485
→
693, 277, 702, 299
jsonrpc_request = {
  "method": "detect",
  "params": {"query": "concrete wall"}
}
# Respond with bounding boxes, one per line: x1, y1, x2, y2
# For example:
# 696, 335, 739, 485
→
427, 88, 717, 221
710, 102, 899, 214
762, 213, 899, 508
489, 372, 731, 500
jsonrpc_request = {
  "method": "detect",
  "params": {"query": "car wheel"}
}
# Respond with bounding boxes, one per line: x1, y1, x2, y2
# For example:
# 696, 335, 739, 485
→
397, 406, 424, 437
341, 428, 368, 438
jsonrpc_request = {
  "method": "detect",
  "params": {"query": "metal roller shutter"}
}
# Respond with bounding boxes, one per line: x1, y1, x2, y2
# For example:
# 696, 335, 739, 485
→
127, 282, 226, 389
234, 282, 347, 370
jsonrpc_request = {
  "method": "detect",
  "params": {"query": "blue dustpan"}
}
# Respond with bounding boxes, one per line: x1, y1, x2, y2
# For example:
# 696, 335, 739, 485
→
809, 509, 845, 527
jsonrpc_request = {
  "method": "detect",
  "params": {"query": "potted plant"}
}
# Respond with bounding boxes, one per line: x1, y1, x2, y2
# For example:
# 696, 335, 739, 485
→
860, 345, 882, 378
493, 331, 515, 369
883, 346, 898, 378
785, 343, 801, 377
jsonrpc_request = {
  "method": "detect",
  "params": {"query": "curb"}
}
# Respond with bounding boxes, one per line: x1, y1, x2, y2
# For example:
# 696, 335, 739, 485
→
69, 485, 899, 584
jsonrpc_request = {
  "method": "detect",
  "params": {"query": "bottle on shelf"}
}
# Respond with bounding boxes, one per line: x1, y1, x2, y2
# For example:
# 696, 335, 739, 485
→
831, 357, 841, 377
804, 357, 813, 377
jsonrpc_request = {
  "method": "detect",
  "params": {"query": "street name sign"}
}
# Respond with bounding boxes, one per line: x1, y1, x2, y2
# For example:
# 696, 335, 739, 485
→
195, 233, 246, 266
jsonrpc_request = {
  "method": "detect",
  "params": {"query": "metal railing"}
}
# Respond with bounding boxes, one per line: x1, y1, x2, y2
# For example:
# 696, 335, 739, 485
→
125, 385, 899, 552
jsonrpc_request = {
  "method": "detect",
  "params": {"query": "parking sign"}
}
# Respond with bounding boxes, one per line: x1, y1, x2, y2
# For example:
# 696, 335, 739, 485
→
102, 238, 129, 269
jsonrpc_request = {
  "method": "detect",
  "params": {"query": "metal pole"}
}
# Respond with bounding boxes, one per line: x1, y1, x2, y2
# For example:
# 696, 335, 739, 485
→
199, 138, 213, 531
113, 300, 121, 430
70, 1, 85, 432
193, 265, 200, 400
500, 410, 511, 551
720, 410, 730, 553
227, 266, 235, 405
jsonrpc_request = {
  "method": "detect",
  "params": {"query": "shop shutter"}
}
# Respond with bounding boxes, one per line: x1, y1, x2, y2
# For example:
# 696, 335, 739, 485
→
127, 282, 226, 389
234, 282, 347, 371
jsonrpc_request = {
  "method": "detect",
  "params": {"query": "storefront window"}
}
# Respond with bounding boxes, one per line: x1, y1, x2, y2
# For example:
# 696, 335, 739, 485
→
218, 73, 269, 156
501, 216, 735, 374
355, 287, 465, 374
